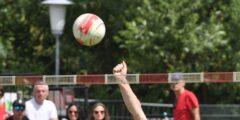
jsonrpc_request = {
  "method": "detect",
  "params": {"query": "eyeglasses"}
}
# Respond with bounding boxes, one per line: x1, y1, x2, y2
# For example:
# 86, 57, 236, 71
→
69, 110, 78, 114
13, 105, 25, 111
94, 110, 105, 114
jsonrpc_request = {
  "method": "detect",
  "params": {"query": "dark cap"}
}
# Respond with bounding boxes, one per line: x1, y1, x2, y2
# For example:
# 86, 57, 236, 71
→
170, 73, 184, 81
13, 99, 25, 106
13, 99, 25, 111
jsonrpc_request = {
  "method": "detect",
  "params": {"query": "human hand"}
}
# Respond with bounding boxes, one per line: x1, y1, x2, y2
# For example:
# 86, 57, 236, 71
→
113, 61, 128, 83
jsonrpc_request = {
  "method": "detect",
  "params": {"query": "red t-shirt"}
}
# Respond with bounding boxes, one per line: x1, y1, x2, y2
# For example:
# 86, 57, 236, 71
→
173, 90, 199, 120
0, 103, 7, 120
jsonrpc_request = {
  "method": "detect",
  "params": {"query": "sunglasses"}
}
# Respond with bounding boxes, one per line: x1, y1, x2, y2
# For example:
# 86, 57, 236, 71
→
13, 105, 25, 111
69, 110, 78, 114
94, 110, 105, 114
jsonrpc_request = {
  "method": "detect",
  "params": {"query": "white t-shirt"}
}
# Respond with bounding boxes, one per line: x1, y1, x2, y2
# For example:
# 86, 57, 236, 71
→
25, 98, 58, 120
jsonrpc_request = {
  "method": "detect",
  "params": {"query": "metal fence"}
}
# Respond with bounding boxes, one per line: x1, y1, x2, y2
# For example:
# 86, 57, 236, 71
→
201, 104, 240, 120
81, 100, 240, 120
2, 86, 240, 120
82, 100, 173, 120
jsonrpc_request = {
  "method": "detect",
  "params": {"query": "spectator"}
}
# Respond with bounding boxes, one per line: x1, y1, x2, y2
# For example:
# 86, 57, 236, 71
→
65, 103, 83, 120
170, 73, 200, 120
25, 81, 58, 120
6, 99, 29, 120
0, 86, 8, 119
87, 102, 110, 120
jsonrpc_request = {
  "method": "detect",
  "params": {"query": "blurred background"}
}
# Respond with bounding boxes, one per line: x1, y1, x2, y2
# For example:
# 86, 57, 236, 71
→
1, 0, 240, 119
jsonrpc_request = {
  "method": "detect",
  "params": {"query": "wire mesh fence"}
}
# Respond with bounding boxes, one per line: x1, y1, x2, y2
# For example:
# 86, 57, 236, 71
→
0, 72, 240, 120
1, 84, 240, 120
201, 104, 240, 120
79, 100, 240, 120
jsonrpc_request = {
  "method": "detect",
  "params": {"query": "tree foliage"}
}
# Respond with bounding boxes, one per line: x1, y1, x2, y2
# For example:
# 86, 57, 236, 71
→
0, 0, 240, 103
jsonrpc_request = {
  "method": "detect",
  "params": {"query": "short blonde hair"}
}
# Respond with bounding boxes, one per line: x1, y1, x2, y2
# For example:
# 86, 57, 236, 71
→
33, 81, 49, 92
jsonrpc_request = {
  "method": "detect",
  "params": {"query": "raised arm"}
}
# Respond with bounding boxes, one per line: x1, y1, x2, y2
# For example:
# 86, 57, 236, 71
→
113, 61, 147, 120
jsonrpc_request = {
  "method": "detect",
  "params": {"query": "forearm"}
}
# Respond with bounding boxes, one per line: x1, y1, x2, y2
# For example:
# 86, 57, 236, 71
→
113, 61, 146, 120
119, 82, 147, 120
192, 108, 200, 120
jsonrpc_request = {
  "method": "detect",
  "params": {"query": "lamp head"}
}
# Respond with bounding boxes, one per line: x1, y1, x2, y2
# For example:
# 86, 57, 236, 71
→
42, 0, 73, 36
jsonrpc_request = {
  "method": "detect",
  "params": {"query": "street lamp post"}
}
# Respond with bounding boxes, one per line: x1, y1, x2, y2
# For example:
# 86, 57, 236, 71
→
42, 0, 73, 75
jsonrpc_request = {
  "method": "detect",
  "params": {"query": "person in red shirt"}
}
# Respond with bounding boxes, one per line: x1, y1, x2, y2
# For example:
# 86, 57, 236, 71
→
0, 87, 8, 120
170, 73, 200, 120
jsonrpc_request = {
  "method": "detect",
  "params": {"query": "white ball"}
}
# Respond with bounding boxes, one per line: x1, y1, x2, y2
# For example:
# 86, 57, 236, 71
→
72, 13, 106, 46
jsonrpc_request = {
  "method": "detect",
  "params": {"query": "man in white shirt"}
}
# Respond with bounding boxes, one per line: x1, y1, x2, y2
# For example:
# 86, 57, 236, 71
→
25, 82, 58, 120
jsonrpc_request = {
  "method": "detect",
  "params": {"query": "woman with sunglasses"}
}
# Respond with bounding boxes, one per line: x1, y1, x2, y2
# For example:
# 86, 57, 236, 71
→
87, 102, 110, 120
66, 103, 83, 120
